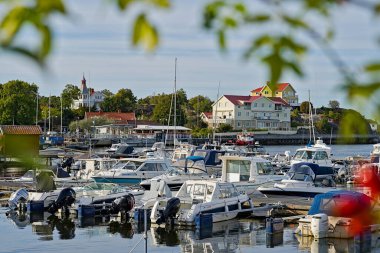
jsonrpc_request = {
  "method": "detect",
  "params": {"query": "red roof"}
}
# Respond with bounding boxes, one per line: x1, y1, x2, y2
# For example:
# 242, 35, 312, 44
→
224, 95, 251, 105
202, 112, 213, 119
275, 83, 290, 92
251, 86, 264, 93
86, 112, 136, 123
268, 97, 290, 106
223, 95, 289, 107
0, 125, 43, 135
250, 83, 291, 93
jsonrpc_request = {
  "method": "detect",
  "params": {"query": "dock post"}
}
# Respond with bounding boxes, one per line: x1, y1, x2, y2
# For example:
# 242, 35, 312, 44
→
144, 209, 147, 253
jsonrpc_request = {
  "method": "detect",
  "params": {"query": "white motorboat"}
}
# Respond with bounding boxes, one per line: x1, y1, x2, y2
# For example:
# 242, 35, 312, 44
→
257, 163, 337, 197
295, 190, 377, 239
291, 139, 333, 169
220, 156, 286, 195
171, 143, 197, 162
105, 143, 129, 153
92, 157, 172, 185
150, 179, 253, 226
140, 156, 211, 191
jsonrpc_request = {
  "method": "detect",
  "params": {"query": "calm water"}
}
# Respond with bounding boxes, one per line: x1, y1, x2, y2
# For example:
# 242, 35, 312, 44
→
1, 143, 379, 252
3, 207, 378, 253
265, 144, 374, 158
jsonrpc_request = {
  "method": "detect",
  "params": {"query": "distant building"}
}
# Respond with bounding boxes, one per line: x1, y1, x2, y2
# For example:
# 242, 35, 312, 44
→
72, 76, 104, 110
0, 125, 42, 157
250, 83, 299, 107
207, 95, 291, 130
85, 111, 136, 125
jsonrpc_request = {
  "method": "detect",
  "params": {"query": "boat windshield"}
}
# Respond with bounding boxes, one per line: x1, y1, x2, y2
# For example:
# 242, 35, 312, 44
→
294, 150, 314, 160
257, 162, 274, 175
21, 170, 34, 179
113, 160, 143, 170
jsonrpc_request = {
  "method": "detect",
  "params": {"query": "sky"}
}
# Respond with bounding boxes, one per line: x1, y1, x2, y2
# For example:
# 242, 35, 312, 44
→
0, 0, 379, 113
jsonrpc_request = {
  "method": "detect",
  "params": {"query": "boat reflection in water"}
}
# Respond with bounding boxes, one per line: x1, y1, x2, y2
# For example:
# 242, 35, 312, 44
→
7, 211, 291, 252
6, 211, 135, 241
295, 232, 379, 252
151, 219, 286, 252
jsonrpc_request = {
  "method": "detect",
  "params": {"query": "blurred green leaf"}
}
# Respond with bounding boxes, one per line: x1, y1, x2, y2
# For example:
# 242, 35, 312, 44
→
346, 82, 380, 99
36, 0, 66, 14
245, 14, 270, 23
149, 0, 171, 8
339, 109, 369, 143
234, 3, 246, 14
364, 63, 380, 72
117, 0, 135, 9
218, 29, 226, 50
132, 13, 159, 51
374, 3, 380, 15
223, 16, 237, 28
282, 15, 309, 29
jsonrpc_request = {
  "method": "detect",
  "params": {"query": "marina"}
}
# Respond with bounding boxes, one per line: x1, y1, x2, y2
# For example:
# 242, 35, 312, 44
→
1, 141, 380, 252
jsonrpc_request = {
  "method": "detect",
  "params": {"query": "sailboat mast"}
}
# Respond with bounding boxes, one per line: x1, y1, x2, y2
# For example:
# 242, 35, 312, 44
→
309, 90, 316, 143
174, 58, 177, 146
213, 82, 221, 143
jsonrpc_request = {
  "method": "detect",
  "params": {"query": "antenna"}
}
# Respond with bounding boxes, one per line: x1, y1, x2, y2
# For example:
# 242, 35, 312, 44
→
213, 82, 221, 143
174, 58, 177, 146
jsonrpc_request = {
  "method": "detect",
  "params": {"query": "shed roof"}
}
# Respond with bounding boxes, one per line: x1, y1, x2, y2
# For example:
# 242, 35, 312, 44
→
0, 125, 43, 135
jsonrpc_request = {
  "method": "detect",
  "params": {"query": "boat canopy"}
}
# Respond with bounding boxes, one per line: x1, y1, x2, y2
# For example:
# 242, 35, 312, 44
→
288, 162, 333, 179
192, 149, 225, 166
308, 190, 372, 217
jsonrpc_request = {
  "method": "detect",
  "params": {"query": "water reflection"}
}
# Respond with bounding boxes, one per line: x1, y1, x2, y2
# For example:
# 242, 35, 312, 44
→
295, 233, 380, 253
150, 219, 287, 252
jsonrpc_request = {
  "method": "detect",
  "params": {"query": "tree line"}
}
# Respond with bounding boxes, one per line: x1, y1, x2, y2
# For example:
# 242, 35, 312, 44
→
0, 80, 213, 132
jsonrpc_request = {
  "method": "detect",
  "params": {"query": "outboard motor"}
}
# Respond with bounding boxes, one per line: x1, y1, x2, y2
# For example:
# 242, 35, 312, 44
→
109, 194, 135, 215
8, 188, 29, 211
47, 188, 76, 214
156, 197, 181, 225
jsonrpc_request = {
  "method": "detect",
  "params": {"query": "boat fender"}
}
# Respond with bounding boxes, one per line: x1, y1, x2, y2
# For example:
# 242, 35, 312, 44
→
109, 193, 135, 214
156, 197, 180, 225
47, 187, 76, 214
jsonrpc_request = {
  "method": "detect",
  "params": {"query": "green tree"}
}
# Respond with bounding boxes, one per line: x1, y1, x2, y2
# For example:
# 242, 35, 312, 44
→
189, 95, 213, 114
0, 80, 38, 125
217, 123, 233, 133
329, 100, 340, 110
61, 84, 80, 109
315, 118, 331, 134
300, 101, 313, 114
151, 91, 187, 126
101, 89, 113, 98
100, 88, 137, 112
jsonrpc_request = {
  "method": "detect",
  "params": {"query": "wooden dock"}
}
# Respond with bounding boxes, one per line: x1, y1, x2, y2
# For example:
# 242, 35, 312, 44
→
252, 195, 313, 216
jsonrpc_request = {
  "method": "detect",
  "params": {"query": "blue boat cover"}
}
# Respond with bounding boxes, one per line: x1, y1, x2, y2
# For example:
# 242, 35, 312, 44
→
289, 162, 333, 176
308, 190, 372, 217
186, 156, 204, 162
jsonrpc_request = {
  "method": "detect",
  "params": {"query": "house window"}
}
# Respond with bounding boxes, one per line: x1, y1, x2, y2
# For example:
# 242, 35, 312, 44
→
263, 113, 266, 116
284, 113, 287, 117
277, 113, 280, 117
264, 91, 269, 94
254, 103, 257, 107
246, 112, 249, 116
269, 104, 272, 108
247, 122, 250, 126
237, 121, 241, 127
276, 92, 278, 94
254, 113, 257, 117
238, 112, 241, 116
262, 103, 265, 107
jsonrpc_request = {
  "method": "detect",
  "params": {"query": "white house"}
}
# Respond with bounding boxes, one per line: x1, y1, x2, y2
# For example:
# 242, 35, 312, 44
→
72, 76, 104, 110
207, 95, 291, 130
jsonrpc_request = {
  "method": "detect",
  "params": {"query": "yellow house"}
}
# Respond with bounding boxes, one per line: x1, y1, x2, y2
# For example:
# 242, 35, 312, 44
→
250, 83, 299, 106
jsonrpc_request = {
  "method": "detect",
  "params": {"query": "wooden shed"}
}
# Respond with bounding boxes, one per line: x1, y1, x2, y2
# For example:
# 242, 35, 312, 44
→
0, 125, 42, 158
